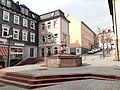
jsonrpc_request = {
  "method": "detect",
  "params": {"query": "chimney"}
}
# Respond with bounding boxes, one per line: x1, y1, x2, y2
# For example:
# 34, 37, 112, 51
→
16, 1, 19, 5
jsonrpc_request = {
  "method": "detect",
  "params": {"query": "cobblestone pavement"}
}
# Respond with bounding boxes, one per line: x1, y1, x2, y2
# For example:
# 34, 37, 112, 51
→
82, 51, 120, 66
1, 51, 120, 90
36, 79, 120, 90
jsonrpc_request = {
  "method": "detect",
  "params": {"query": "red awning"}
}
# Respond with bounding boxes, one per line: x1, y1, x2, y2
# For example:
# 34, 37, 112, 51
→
0, 47, 8, 56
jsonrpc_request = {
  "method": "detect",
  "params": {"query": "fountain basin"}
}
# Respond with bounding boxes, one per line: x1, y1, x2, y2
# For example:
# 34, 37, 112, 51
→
44, 54, 82, 67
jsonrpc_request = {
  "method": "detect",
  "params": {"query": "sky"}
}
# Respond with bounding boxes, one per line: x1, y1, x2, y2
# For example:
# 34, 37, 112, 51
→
13, 0, 112, 33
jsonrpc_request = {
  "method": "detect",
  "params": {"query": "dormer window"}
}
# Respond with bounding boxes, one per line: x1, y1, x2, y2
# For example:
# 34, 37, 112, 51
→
51, 12, 55, 16
20, 6, 29, 15
32, 14, 35, 18
7, 0, 11, 7
1, 0, 6, 5
21, 7, 24, 14
1, 0, 11, 7
25, 9, 28, 15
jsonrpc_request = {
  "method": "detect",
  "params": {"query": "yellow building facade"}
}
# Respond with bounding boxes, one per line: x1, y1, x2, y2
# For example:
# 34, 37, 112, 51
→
67, 15, 95, 54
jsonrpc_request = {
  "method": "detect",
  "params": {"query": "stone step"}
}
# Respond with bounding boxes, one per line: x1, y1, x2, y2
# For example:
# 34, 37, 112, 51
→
2, 75, 91, 84
5, 72, 90, 79
35, 73, 91, 79
91, 73, 116, 79
32, 77, 90, 84
0, 78, 58, 89
5, 72, 35, 79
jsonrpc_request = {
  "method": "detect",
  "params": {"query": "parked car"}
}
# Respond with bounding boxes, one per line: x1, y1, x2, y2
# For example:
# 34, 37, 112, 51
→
88, 49, 95, 54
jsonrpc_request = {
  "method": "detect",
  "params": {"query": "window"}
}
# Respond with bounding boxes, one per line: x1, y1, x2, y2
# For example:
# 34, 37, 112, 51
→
21, 7, 24, 14
14, 15, 19, 24
22, 31, 28, 41
63, 34, 67, 42
54, 34, 58, 42
47, 47, 51, 56
1, 0, 6, 5
20, 6, 29, 15
23, 18, 28, 27
30, 33, 35, 42
42, 36, 45, 43
2, 24, 10, 37
30, 48, 34, 57
54, 34, 58, 38
32, 14, 35, 18
3, 11, 10, 21
77, 49, 79, 52
47, 22, 51, 29
47, 35, 51, 43
54, 20, 58, 29
13, 28, 19, 40
30, 21, 35, 29
25, 9, 28, 15
42, 23, 45, 30
51, 12, 55, 16
11, 48, 23, 53
54, 47, 58, 54
41, 48, 44, 57
7, 0, 11, 7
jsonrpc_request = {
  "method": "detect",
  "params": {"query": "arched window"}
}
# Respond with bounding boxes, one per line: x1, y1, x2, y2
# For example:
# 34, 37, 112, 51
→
54, 47, 58, 54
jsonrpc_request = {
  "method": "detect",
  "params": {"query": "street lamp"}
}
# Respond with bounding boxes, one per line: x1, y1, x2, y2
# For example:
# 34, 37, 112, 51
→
6, 35, 12, 67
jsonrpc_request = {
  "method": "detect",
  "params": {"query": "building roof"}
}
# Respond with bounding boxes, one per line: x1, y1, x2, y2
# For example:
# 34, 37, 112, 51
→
81, 21, 96, 35
0, 0, 39, 21
40, 9, 70, 22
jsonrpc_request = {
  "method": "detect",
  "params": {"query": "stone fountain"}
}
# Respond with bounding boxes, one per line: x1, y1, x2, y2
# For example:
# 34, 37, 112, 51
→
44, 42, 82, 67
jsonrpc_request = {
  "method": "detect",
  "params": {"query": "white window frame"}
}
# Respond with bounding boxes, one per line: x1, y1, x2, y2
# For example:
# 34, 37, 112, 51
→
1, 0, 6, 5
54, 20, 58, 29
3, 11, 10, 21
22, 30, 28, 41
13, 28, 20, 40
14, 15, 19, 24
2, 24, 10, 37
30, 33, 35, 42
30, 21, 35, 30
7, 0, 11, 7
23, 18, 28, 27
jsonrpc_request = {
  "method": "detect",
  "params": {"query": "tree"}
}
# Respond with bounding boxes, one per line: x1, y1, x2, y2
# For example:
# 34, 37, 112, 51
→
97, 28, 113, 58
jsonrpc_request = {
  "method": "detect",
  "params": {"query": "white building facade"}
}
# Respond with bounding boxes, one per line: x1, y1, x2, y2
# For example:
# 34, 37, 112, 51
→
38, 10, 70, 58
